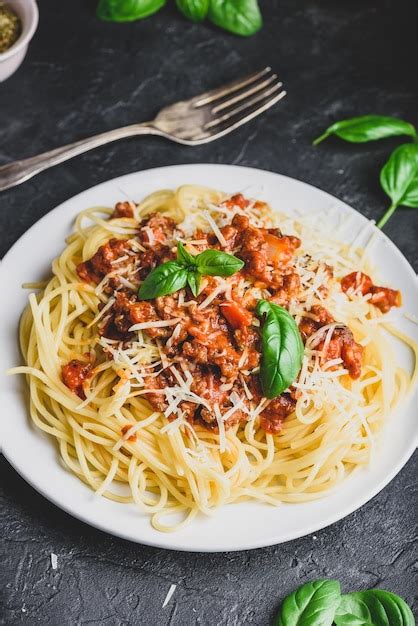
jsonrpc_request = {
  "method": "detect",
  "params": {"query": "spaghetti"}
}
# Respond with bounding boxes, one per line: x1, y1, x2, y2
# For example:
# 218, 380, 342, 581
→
10, 185, 417, 532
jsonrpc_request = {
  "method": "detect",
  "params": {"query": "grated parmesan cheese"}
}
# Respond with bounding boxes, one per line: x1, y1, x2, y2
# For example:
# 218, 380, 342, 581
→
87, 297, 115, 328
202, 210, 228, 247
129, 318, 181, 332
214, 403, 227, 452
143, 226, 155, 246
198, 280, 230, 310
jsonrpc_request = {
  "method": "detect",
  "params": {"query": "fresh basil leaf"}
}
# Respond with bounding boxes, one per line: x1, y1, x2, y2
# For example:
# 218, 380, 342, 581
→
377, 143, 418, 228
275, 579, 341, 626
138, 261, 188, 299
208, 0, 262, 36
177, 241, 197, 267
187, 271, 202, 297
335, 594, 374, 625
313, 115, 416, 146
380, 143, 418, 207
335, 590, 415, 626
176, 0, 209, 21
256, 300, 304, 400
97, 0, 165, 21
195, 249, 244, 276
400, 173, 418, 206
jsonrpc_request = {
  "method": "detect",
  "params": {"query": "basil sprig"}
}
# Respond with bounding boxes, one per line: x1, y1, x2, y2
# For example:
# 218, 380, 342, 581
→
137, 261, 188, 300
335, 590, 415, 626
314, 114, 418, 228
378, 143, 418, 227
313, 115, 416, 146
97, 0, 263, 36
277, 580, 341, 626
195, 248, 245, 276
275, 579, 415, 626
138, 241, 243, 300
256, 300, 304, 400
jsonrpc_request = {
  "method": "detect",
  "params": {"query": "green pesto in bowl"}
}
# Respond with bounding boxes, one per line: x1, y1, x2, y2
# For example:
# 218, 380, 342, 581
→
0, 3, 21, 53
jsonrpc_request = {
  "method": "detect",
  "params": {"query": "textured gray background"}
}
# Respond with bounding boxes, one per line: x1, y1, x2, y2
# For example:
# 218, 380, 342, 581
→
1, 1, 417, 624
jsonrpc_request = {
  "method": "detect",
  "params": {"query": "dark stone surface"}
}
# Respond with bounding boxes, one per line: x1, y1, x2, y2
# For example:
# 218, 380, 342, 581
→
0, 1, 417, 624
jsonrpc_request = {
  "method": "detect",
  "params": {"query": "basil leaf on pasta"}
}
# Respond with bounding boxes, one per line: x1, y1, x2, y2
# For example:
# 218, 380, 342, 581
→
177, 241, 197, 267
256, 300, 304, 399
138, 261, 188, 299
187, 271, 202, 297
195, 249, 244, 276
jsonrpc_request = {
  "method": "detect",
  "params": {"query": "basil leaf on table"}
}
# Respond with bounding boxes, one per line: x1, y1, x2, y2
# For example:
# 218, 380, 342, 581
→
377, 143, 418, 228
208, 0, 262, 36
275, 579, 341, 626
256, 300, 304, 400
195, 249, 244, 276
313, 115, 416, 146
97, 0, 166, 21
176, 0, 209, 21
138, 261, 188, 299
335, 590, 415, 626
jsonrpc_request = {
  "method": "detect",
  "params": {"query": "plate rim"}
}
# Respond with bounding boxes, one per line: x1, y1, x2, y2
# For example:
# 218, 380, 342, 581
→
1, 162, 417, 552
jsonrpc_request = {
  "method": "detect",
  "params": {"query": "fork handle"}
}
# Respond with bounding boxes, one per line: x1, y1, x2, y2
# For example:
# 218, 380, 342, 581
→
0, 123, 160, 192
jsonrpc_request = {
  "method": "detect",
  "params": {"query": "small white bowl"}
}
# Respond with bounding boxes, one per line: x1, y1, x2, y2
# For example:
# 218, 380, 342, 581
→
0, 0, 38, 82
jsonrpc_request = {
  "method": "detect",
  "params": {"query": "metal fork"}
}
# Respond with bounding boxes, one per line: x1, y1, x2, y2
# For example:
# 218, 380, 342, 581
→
0, 67, 286, 192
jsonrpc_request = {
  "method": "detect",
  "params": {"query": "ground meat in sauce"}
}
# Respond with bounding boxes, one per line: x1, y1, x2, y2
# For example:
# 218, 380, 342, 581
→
299, 305, 363, 379
260, 394, 296, 434
138, 213, 177, 246
228, 214, 301, 287
112, 201, 135, 219
270, 272, 301, 307
75, 203, 399, 431
77, 238, 131, 285
299, 304, 334, 341
100, 292, 169, 341
341, 271, 401, 313
62, 360, 93, 399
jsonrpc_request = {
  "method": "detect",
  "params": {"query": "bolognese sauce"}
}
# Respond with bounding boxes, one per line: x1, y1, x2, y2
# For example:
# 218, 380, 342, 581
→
63, 195, 400, 435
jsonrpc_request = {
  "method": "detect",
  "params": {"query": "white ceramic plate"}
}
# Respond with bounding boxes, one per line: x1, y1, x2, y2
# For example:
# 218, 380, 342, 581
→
1, 164, 417, 552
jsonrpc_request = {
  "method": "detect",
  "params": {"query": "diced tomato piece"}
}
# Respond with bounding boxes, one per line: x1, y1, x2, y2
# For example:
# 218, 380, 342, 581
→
341, 271, 401, 313
222, 193, 250, 209
369, 287, 401, 313
341, 272, 373, 295
220, 301, 253, 329
265, 234, 300, 267
62, 359, 93, 399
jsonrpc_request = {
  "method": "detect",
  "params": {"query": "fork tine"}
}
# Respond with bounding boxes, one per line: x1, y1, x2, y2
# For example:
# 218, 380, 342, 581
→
211, 74, 283, 115
211, 74, 280, 114
193, 67, 273, 108
204, 82, 284, 130
191, 90, 287, 143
